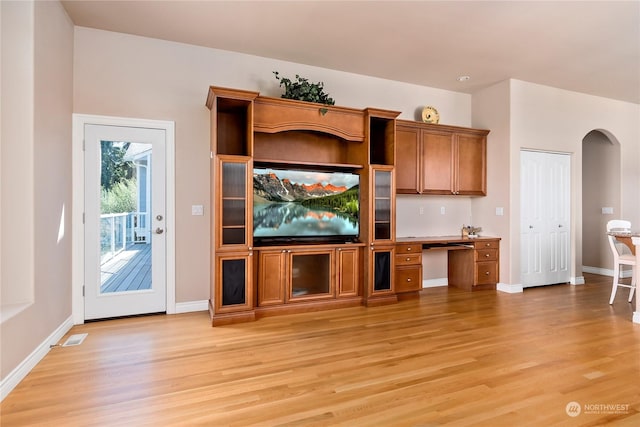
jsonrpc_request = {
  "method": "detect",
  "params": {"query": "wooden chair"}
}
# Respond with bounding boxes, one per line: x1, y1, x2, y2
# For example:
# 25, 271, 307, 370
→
606, 220, 636, 304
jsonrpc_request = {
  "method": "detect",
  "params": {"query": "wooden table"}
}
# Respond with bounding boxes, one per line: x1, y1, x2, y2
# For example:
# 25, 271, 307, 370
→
608, 231, 636, 255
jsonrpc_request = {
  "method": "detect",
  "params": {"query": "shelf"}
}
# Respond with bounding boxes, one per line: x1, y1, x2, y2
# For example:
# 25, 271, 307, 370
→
253, 158, 363, 171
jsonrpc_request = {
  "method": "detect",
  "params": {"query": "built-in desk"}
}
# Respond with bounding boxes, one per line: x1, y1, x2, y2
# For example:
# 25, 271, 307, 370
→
396, 236, 501, 291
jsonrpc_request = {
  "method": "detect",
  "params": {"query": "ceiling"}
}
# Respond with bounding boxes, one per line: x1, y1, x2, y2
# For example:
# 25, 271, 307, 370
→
61, 0, 640, 104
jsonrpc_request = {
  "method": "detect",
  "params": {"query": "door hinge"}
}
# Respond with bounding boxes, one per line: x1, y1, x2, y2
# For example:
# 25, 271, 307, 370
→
82, 285, 85, 297
82, 212, 85, 224
83, 139, 85, 151
210, 151, 214, 159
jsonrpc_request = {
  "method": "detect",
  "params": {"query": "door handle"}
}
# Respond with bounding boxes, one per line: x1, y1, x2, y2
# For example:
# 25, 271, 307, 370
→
155, 228, 164, 234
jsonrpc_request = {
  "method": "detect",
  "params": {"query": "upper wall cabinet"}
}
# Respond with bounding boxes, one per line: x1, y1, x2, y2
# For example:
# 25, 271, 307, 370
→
396, 120, 489, 196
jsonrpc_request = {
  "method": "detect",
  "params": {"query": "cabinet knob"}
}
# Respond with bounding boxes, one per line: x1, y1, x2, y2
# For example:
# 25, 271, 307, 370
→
485, 243, 490, 247
406, 278, 412, 282
485, 253, 490, 258
407, 247, 412, 251
485, 271, 490, 275
406, 257, 411, 261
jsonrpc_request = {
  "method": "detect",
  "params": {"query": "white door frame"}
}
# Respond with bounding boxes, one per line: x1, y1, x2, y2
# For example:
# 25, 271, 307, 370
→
72, 114, 176, 324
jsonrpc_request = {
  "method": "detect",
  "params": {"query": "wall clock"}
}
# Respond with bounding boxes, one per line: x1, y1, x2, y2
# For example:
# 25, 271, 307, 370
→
421, 106, 440, 124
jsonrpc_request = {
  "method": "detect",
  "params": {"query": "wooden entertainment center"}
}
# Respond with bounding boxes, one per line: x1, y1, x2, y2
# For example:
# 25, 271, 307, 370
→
206, 86, 495, 326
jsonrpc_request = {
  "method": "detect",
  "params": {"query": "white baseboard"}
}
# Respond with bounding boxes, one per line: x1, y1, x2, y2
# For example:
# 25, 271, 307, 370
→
582, 265, 632, 278
633, 311, 640, 324
497, 282, 524, 293
423, 278, 447, 288
0, 315, 74, 402
571, 276, 585, 285
174, 300, 209, 314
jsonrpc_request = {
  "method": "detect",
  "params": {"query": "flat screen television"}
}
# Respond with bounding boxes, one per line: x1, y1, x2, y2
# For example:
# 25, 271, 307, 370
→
253, 167, 360, 245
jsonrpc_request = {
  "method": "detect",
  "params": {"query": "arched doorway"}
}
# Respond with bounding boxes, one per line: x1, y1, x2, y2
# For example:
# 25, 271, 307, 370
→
582, 129, 621, 275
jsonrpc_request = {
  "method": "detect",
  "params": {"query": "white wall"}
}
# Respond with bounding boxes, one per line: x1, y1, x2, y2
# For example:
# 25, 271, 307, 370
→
1, 0, 35, 311
479, 79, 640, 286
1, 0, 73, 385
472, 80, 512, 285
73, 27, 473, 301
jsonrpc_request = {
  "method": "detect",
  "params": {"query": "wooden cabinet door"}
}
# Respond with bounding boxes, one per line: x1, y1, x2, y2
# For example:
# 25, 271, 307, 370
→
215, 252, 253, 313
395, 125, 420, 194
257, 250, 286, 306
420, 130, 454, 194
337, 247, 359, 297
369, 245, 395, 295
288, 249, 335, 301
456, 133, 486, 195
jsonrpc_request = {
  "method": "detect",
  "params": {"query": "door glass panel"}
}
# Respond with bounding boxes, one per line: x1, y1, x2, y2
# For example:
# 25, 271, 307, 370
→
99, 141, 152, 294
221, 162, 246, 245
374, 170, 391, 240
291, 253, 330, 297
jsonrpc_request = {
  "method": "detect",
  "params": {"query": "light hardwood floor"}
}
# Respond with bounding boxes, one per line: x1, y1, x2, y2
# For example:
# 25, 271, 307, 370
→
2, 273, 639, 426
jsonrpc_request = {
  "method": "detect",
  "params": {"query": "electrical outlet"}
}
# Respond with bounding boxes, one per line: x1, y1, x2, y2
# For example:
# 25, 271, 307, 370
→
419, 207, 424, 215
496, 207, 504, 216
440, 206, 446, 215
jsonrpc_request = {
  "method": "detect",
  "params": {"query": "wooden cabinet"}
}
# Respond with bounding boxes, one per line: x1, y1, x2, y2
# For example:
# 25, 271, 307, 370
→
363, 165, 397, 306
208, 87, 259, 326
256, 245, 361, 308
213, 252, 254, 325
395, 243, 422, 293
448, 238, 500, 291
396, 120, 489, 196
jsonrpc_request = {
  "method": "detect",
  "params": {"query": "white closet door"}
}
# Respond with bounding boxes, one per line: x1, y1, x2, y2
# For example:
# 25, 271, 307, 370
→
521, 150, 571, 287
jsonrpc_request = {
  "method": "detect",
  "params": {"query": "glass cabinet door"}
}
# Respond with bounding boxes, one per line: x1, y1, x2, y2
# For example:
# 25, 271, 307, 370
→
373, 167, 394, 242
217, 156, 251, 249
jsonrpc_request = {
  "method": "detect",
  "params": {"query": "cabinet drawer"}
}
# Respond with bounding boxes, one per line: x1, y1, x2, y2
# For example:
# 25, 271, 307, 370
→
476, 261, 498, 285
395, 266, 422, 292
395, 253, 422, 266
476, 249, 498, 262
475, 240, 499, 249
396, 243, 422, 254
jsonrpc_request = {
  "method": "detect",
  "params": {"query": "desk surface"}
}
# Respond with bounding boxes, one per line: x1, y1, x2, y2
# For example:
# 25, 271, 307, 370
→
396, 235, 500, 245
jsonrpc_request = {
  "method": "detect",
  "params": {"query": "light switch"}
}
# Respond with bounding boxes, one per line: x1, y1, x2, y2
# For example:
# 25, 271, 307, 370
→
496, 207, 504, 216
440, 206, 446, 215
602, 207, 614, 215
192, 205, 204, 216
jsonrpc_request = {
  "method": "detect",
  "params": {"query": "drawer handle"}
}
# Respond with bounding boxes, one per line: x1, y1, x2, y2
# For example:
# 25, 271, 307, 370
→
406, 257, 411, 261
485, 271, 490, 275
486, 243, 490, 247
485, 253, 490, 258
407, 247, 412, 251
406, 278, 412, 282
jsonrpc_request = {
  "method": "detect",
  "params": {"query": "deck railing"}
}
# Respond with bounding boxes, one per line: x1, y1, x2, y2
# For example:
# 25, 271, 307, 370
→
100, 212, 148, 264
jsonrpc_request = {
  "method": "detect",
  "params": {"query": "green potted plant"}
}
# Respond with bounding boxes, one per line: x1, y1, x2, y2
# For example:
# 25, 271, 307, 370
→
273, 71, 335, 115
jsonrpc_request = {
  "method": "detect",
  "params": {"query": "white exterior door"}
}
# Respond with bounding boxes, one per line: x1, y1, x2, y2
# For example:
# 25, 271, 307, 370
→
521, 150, 571, 287
84, 124, 167, 319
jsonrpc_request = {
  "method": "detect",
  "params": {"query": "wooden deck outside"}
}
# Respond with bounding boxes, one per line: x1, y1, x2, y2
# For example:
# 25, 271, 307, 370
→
100, 242, 151, 293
